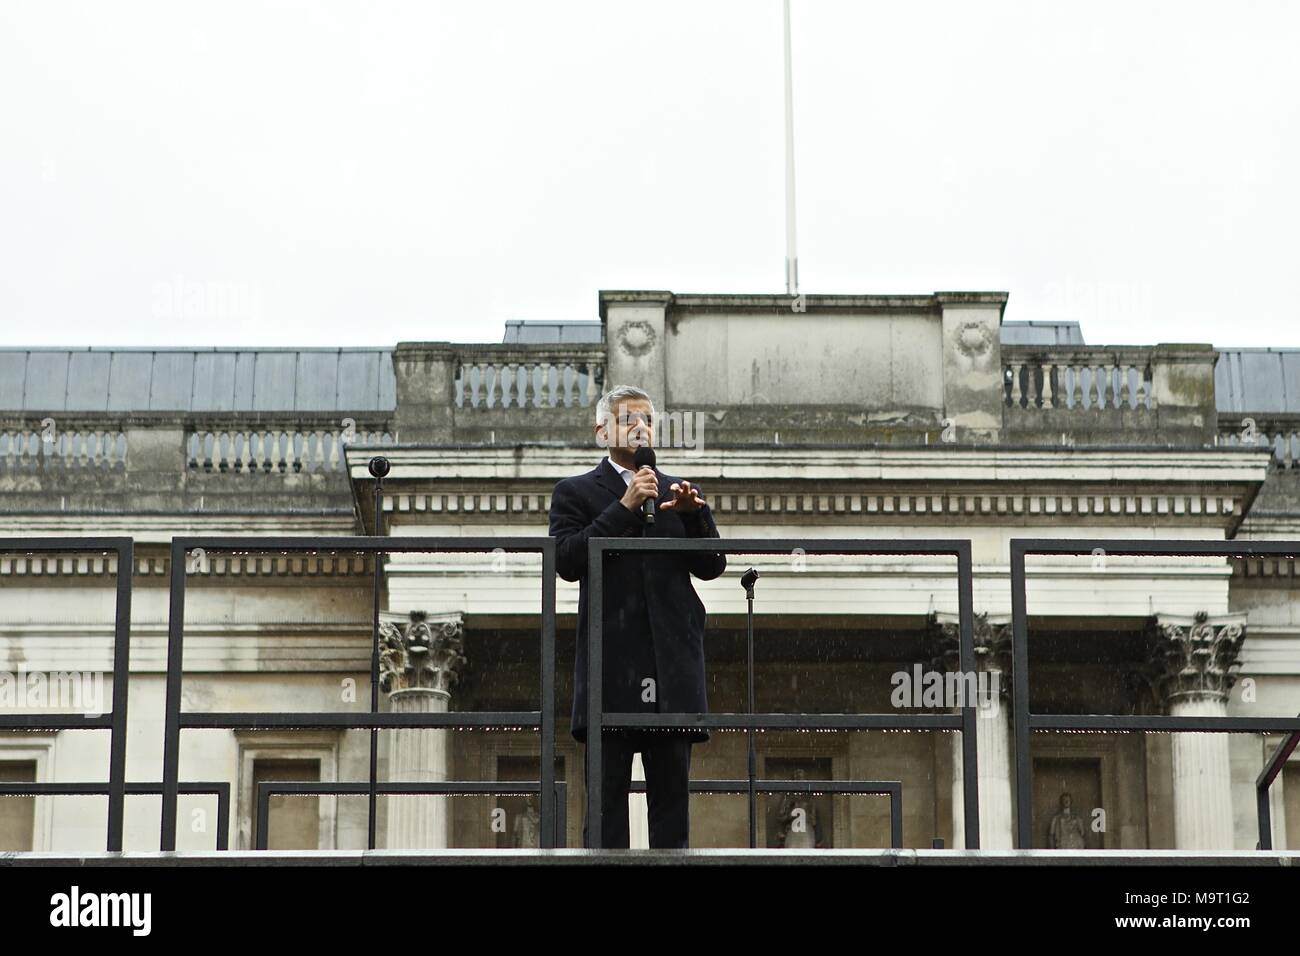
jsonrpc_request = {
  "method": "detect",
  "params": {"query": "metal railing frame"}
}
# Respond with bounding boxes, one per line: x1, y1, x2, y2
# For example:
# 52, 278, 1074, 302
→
10, 532, 1295, 852
160, 536, 558, 851
0, 537, 133, 851
585, 537, 979, 849
1255, 724, 1300, 850
255, 780, 569, 850
254, 779, 904, 849
1009, 538, 1300, 849
0, 782, 231, 850
629, 779, 905, 849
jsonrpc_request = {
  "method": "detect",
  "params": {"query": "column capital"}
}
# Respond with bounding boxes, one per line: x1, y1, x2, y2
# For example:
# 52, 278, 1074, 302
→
1144, 610, 1248, 706
378, 610, 466, 696
928, 611, 1012, 670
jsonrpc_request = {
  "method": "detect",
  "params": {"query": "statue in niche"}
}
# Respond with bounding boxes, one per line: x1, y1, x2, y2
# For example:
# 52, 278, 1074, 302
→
1048, 791, 1087, 849
776, 767, 822, 849
512, 793, 541, 848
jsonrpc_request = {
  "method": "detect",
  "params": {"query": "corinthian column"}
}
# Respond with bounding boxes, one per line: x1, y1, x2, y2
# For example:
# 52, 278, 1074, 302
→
1146, 611, 1247, 850
931, 611, 1014, 849
378, 610, 466, 849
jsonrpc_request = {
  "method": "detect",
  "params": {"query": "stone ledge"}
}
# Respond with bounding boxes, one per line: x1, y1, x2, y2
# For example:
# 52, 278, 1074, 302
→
2, 848, 1296, 867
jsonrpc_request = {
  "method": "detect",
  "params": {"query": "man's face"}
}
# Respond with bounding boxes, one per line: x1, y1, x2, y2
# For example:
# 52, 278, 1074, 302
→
597, 398, 655, 451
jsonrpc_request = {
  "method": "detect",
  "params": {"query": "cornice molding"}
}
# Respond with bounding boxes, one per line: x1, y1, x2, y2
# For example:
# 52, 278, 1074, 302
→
349, 445, 1268, 485
377, 487, 1247, 524
0, 514, 355, 542
0, 553, 375, 579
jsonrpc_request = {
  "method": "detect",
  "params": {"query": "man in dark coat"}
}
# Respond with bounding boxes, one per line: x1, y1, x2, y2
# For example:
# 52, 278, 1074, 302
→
548, 385, 725, 848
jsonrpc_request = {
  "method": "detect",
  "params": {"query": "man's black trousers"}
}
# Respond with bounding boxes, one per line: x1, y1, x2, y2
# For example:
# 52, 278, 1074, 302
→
581, 729, 692, 848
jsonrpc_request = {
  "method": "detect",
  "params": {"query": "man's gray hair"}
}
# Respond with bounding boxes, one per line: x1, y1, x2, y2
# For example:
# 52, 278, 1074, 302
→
595, 385, 655, 426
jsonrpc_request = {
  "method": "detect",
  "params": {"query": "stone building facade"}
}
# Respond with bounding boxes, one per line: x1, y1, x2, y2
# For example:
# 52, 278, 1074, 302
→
1, 289, 1298, 851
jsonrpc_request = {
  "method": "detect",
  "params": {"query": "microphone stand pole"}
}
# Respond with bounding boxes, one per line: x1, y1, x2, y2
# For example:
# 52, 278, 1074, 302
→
741, 568, 760, 848
366, 455, 390, 850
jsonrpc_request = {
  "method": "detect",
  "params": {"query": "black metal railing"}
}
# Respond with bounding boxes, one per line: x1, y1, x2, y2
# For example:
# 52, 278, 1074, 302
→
631, 779, 905, 849
1009, 538, 1300, 849
1256, 723, 1300, 850
0, 537, 133, 851
584, 537, 979, 849
0, 782, 231, 850
160, 536, 558, 851
6, 531, 1297, 853
255, 780, 568, 850
253, 779, 904, 849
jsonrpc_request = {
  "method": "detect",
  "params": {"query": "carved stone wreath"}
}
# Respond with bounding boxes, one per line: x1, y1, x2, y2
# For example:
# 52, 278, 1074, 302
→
617, 320, 657, 358
953, 321, 993, 359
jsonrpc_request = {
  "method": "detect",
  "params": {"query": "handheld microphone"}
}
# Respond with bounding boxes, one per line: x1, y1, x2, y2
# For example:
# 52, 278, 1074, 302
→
633, 446, 656, 525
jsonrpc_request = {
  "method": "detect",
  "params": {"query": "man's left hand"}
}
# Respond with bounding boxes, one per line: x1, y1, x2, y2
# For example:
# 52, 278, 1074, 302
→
661, 479, 706, 514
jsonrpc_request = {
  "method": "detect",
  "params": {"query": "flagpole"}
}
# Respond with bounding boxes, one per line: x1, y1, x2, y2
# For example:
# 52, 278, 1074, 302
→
782, 0, 799, 297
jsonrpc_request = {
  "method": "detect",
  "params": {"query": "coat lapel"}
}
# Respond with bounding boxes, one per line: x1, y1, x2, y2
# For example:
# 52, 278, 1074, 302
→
594, 456, 632, 500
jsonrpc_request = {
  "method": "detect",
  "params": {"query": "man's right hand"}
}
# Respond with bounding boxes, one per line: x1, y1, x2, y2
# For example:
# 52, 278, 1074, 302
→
620, 466, 659, 513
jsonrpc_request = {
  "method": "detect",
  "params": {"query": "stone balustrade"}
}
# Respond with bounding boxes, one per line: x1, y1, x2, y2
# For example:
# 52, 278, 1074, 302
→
1003, 347, 1157, 411
0, 419, 128, 469
185, 419, 395, 473
1216, 413, 1300, 468
452, 345, 604, 410
1000, 344, 1219, 446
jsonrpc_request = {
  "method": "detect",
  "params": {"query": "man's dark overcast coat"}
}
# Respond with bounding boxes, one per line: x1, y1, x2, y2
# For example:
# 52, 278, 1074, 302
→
548, 457, 726, 744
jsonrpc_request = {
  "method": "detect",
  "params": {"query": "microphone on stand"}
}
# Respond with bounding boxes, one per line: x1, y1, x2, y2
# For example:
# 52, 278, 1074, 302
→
633, 446, 656, 526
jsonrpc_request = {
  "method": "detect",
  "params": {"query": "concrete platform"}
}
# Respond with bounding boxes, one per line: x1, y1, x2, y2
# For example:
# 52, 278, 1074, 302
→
3, 849, 1297, 866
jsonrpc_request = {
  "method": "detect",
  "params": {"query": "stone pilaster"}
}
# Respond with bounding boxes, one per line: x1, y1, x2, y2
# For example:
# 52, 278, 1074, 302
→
599, 291, 671, 409
378, 610, 466, 849
1144, 610, 1247, 849
937, 292, 1007, 443
391, 343, 457, 443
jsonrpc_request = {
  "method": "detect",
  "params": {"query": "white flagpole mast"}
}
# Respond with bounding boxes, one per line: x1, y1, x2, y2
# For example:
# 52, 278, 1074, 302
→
782, 0, 799, 297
